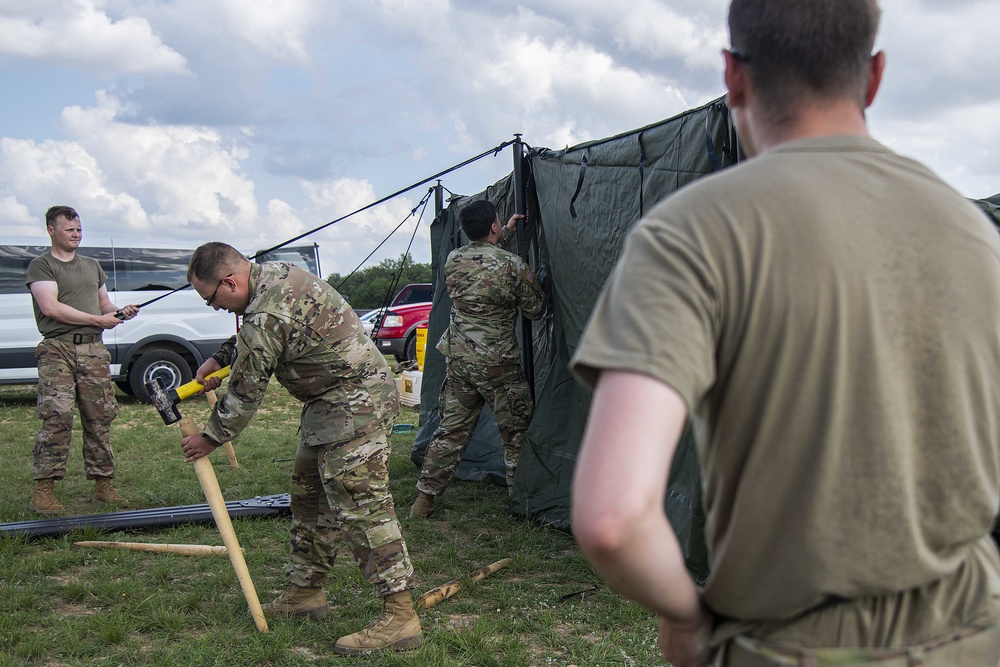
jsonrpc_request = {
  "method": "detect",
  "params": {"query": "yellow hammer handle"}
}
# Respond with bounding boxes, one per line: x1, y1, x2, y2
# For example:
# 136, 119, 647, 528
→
175, 365, 231, 401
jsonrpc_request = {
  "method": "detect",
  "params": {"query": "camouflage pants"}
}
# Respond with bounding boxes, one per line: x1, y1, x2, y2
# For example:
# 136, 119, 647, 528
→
417, 358, 533, 496
286, 428, 414, 597
33, 338, 118, 481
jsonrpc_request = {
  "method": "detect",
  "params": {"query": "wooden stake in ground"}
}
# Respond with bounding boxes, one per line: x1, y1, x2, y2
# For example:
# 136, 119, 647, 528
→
179, 416, 267, 632
204, 389, 239, 468
74, 541, 235, 557
416, 558, 512, 609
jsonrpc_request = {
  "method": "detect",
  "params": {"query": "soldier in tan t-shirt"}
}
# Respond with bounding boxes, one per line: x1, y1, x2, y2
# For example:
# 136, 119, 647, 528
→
569, 2, 1000, 666
25, 205, 139, 514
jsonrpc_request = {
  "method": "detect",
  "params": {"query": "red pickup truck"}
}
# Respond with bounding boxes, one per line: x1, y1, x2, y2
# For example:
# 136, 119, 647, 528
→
372, 301, 432, 362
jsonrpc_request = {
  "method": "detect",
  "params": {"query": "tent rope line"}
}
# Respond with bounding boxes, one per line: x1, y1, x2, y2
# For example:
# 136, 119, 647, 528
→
109, 138, 520, 314
366, 191, 434, 339
335, 186, 434, 298
253, 138, 519, 261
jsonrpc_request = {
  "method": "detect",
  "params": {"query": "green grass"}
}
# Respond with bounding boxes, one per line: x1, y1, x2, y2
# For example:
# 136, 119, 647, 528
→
0, 378, 663, 666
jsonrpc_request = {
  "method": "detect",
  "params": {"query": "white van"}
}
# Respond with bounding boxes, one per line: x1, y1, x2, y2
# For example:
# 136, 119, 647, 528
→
0, 239, 321, 403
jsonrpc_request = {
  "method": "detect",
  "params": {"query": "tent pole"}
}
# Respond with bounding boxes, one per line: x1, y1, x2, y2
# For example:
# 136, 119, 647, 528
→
512, 134, 535, 401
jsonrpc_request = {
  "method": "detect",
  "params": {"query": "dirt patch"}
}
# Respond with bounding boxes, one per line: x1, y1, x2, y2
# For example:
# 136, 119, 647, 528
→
53, 601, 96, 617
446, 613, 478, 630
290, 645, 322, 660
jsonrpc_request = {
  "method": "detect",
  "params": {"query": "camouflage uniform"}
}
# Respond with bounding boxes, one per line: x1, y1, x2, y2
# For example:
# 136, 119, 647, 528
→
417, 227, 545, 495
204, 262, 411, 595
33, 339, 118, 480
27, 251, 118, 482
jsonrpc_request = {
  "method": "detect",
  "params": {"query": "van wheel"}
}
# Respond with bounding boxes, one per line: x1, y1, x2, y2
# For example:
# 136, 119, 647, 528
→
130, 350, 192, 404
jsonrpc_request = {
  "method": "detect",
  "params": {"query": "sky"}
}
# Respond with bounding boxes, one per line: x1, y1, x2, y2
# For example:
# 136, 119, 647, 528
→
0, 0, 997, 277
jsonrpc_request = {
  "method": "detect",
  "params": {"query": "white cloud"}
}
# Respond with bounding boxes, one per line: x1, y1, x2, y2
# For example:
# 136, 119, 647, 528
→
0, 135, 148, 238
0, 0, 187, 74
57, 92, 259, 235
0, 0, 996, 275
194, 0, 323, 63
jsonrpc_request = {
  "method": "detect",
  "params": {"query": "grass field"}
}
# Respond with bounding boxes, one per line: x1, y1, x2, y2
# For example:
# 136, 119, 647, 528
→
0, 378, 663, 666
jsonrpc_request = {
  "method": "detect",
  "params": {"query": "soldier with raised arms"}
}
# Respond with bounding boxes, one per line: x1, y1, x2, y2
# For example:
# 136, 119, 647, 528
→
410, 199, 545, 519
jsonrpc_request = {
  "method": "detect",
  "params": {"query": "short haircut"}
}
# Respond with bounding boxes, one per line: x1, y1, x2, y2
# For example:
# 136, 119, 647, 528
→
460, 200, 497, 241
45, 205, 79, 228
187, 242, 248, 283
728, 0, 881, 113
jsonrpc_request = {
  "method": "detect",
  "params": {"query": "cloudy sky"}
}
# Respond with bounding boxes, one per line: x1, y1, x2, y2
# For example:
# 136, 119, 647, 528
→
0, 0, 997, 276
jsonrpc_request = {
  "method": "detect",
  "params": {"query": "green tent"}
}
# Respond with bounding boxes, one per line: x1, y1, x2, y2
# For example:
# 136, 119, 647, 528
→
411, 93, 1000, 584
412, 96, 737, 582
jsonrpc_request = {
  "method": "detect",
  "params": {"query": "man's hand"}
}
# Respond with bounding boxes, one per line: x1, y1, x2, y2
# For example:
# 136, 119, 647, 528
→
180, 432, 216, 462
195, 357, 223, 392
658, 603, 714, 667
95, 312, 125, 329
506, 213, 526, 231
115, 303, 140, 321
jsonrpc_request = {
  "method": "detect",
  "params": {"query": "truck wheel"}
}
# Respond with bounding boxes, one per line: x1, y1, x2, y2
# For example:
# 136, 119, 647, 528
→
115, 380, 135, 396
130, 349, 192, 404
404, 333, 417, 362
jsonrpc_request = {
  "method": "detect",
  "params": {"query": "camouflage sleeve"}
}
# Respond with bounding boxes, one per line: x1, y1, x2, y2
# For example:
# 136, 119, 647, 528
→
498, 225, 517, 251
514, 257, 545, 321
203, 319, 282, 444
211, 335, 238, 367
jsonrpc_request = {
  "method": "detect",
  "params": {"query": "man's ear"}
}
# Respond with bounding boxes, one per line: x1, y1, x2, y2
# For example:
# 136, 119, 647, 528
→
864, 51, 886, 109
723, 49, 747, 109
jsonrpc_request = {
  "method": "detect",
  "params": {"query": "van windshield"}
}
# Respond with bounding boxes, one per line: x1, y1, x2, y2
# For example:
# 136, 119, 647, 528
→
0, 245, 192, 294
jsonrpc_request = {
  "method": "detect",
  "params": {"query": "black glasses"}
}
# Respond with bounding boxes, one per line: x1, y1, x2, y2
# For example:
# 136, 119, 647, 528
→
206, 274, 233, 307
728, 48, 751, 63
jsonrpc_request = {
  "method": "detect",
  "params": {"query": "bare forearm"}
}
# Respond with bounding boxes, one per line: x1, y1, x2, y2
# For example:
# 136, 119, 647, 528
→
573, 370, 702, 620
582, 510, 702, 621
40, 301, 106, 327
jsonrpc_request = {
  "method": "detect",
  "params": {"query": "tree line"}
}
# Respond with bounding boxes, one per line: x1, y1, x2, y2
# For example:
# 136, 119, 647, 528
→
327, 253, 432, 309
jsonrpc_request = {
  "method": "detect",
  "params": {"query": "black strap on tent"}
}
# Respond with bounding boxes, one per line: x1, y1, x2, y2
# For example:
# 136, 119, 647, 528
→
706, 102, 739, 171
705, 113, 723, 172
568, 152, 589, 219
637, 132, 648, 218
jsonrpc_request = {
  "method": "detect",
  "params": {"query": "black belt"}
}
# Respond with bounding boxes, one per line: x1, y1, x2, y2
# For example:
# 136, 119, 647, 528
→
50, 333, 103, 344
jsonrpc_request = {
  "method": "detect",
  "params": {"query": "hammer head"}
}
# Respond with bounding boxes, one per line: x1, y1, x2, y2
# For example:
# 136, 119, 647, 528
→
147, 377, 182, 425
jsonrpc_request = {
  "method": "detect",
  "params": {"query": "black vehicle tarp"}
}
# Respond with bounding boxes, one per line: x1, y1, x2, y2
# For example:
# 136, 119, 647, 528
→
410, 93, 1000, 585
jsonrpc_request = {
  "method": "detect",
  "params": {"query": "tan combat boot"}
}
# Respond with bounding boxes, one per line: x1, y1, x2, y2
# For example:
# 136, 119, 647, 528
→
29, 479, 66, 514
334, 590, 422, 655
262, 585, 329, 619
409, 491, 434, 519
93, 477, 129, 507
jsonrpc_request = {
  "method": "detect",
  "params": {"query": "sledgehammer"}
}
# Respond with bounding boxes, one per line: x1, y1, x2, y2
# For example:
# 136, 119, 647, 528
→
146, 366, 232, 424
146, 367, 238, 466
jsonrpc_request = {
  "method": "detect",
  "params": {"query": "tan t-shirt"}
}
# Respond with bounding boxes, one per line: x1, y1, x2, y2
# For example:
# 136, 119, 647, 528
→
572, 136, 1000, 623
25, 251, 106, 338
